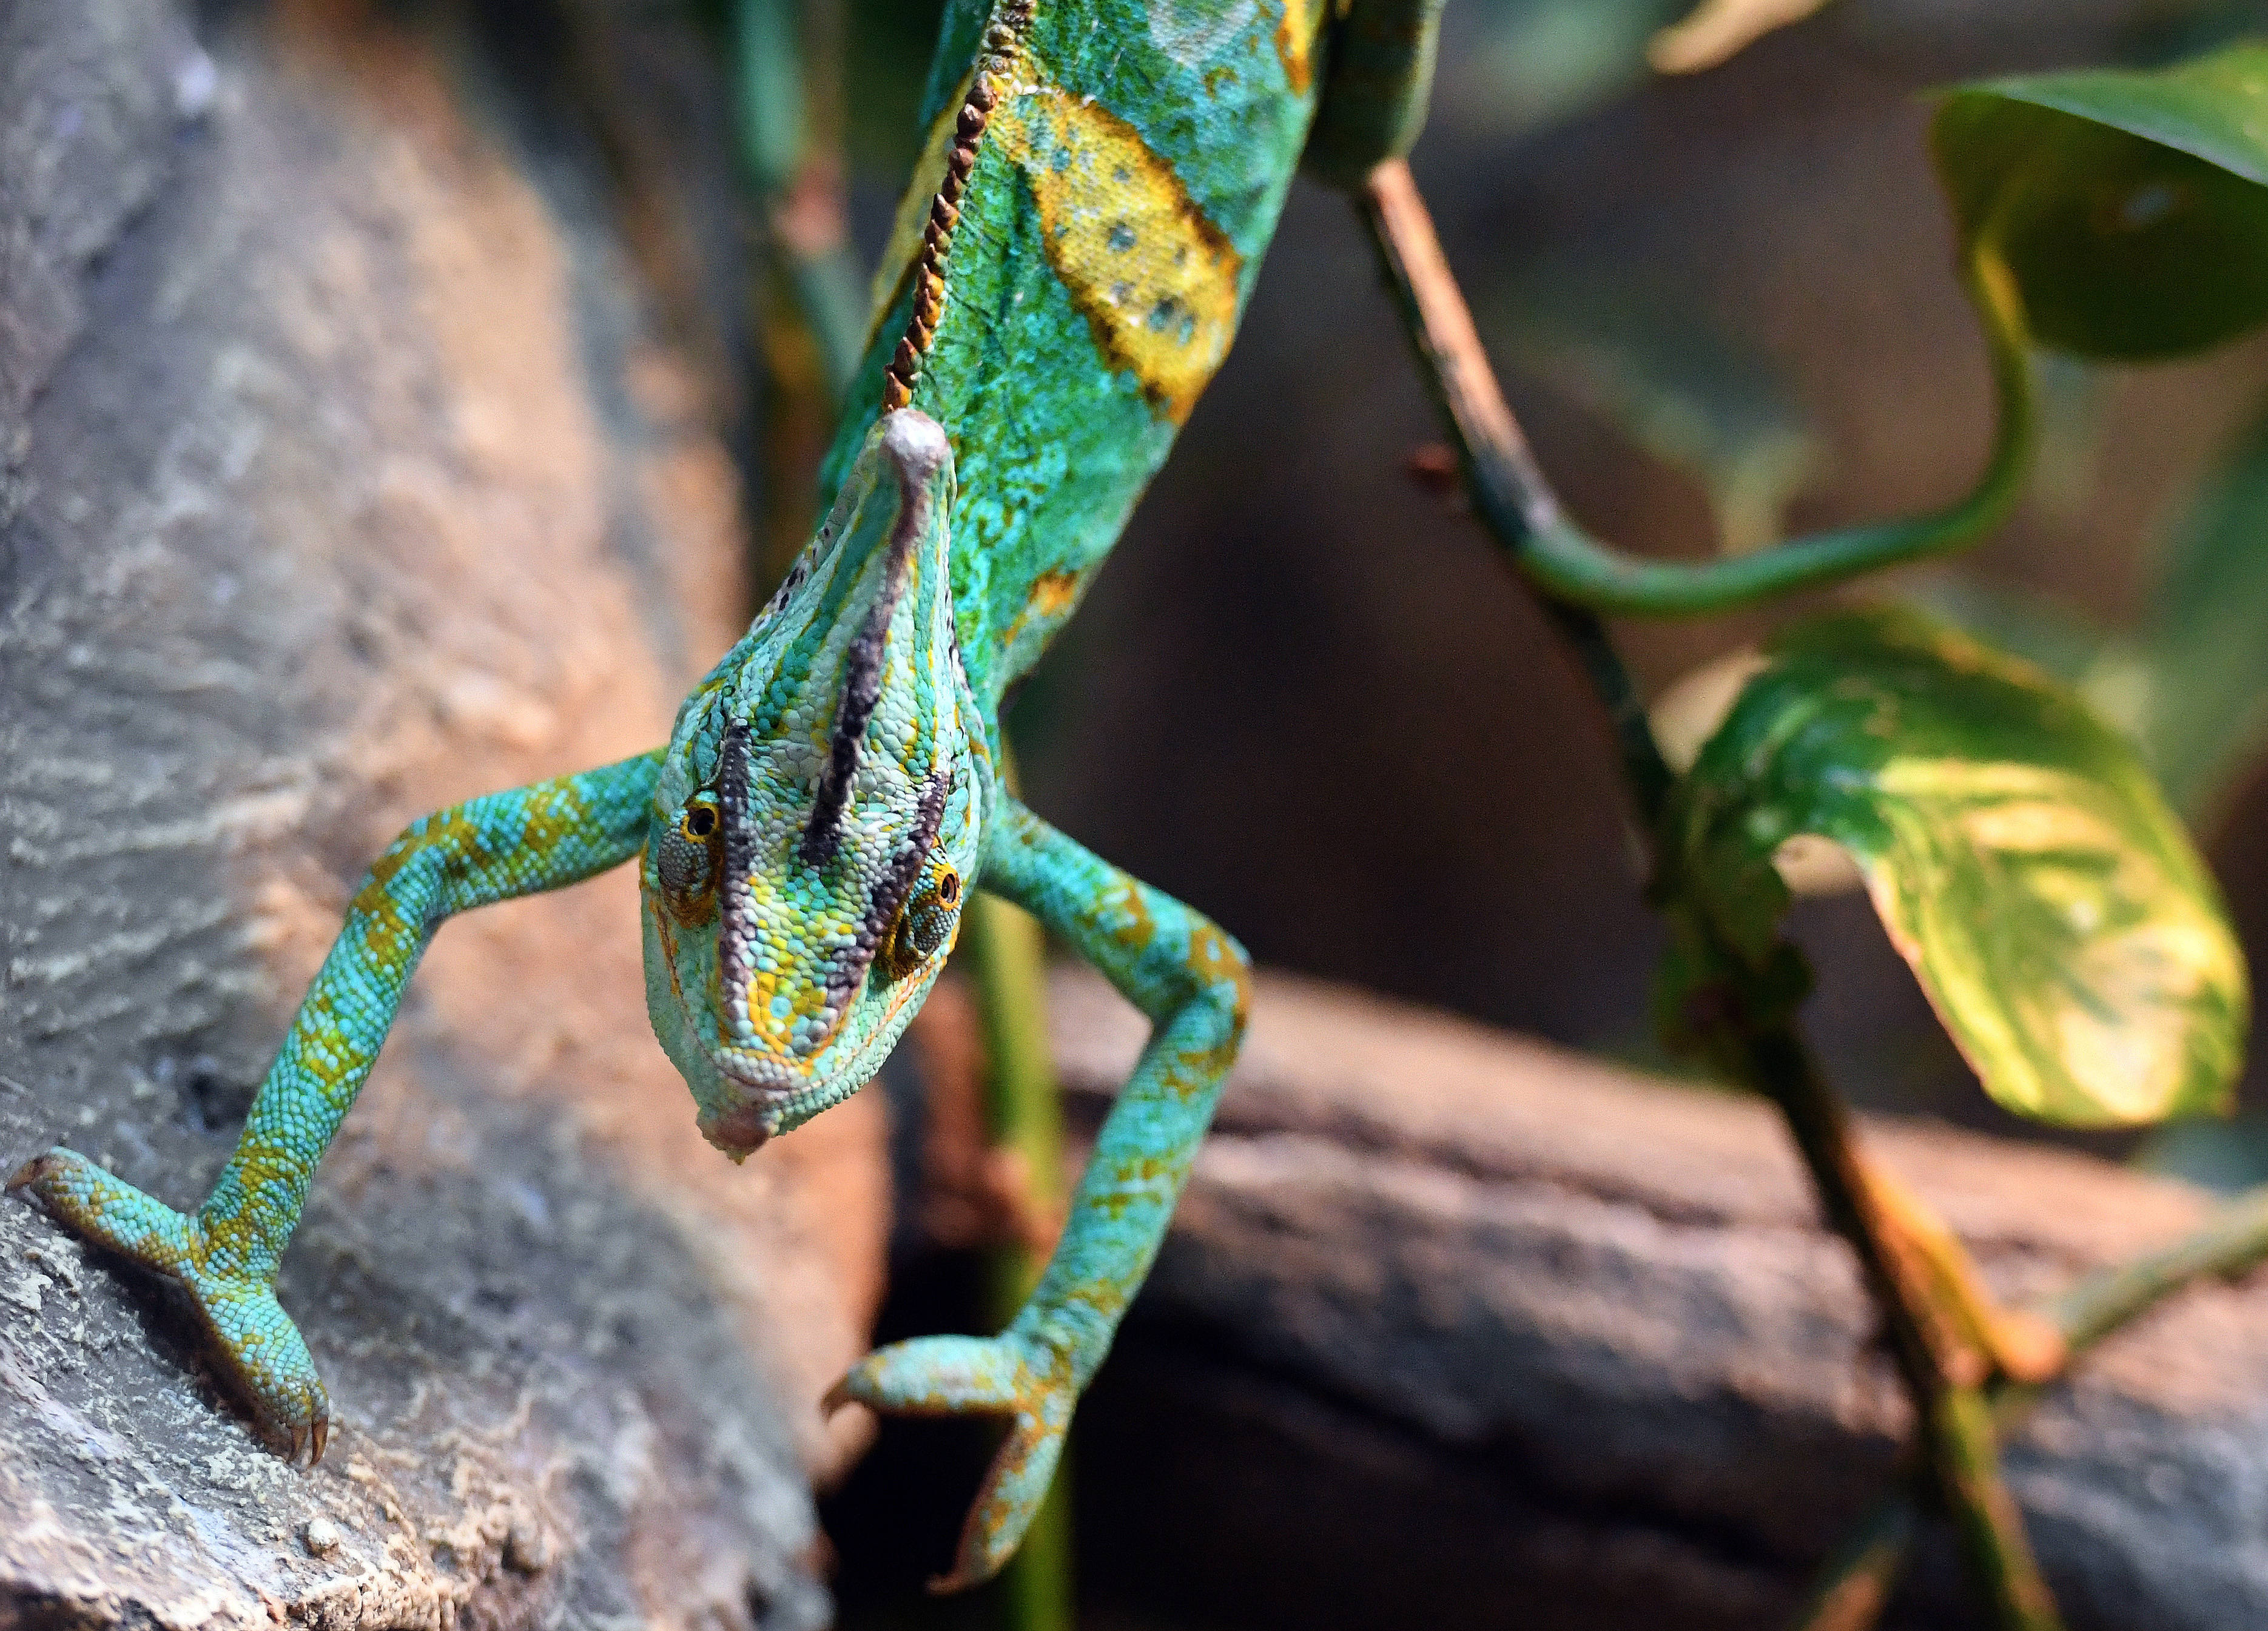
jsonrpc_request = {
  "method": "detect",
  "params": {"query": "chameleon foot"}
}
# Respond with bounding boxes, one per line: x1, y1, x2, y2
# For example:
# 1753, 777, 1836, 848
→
826, 1331, 1074, 1592
8, 1148, 332, 1460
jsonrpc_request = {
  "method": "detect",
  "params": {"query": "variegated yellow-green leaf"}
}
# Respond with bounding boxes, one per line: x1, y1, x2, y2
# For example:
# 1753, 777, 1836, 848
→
1675, 607, 2247, 1126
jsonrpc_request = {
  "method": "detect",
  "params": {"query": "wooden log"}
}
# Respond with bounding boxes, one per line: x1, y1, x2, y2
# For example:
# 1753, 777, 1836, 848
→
1049, 969, 2268, 1631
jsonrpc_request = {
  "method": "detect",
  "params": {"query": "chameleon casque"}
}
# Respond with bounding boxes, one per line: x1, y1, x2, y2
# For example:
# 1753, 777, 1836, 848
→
10, 0, 1442, 1589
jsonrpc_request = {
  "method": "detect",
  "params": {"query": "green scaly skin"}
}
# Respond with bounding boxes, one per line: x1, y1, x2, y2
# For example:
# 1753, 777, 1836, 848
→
12, 0, 1439, 1590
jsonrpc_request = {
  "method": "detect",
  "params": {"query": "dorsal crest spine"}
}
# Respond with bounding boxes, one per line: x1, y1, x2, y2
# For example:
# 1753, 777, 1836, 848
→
880, 0, 1038, 413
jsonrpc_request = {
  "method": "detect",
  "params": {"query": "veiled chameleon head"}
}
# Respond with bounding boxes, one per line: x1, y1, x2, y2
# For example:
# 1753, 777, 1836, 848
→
641, 410, 989, 1158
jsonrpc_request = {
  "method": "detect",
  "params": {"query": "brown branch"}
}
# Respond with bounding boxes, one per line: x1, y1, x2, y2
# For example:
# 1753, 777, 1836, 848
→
1353, 156, 2061, 1631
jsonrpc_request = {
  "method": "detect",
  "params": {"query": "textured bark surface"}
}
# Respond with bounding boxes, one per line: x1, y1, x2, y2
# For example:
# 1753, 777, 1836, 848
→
1050, 969, 2268, 1631
0, 3, 884, 1627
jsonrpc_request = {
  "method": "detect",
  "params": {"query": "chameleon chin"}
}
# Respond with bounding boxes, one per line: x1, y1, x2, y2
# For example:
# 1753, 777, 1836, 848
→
9, 0, 1439, 1592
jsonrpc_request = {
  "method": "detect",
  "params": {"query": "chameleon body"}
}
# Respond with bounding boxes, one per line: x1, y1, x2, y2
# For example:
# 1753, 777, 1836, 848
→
12, 0, 1439, 1587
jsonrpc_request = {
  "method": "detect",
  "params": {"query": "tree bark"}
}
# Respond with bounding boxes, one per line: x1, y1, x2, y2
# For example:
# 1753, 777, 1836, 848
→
0, 3, 883, 1626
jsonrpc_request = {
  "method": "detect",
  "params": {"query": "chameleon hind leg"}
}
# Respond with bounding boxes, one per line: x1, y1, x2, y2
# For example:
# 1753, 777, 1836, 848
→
830, 796, 1251, 1591
9, 748, 663, 1458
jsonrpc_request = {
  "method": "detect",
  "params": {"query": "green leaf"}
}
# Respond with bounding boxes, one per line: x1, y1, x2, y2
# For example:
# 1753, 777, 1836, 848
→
1676, 607, 2248, 1126
2132, 1111, 2268, 1196
1933, 43, 2268, 359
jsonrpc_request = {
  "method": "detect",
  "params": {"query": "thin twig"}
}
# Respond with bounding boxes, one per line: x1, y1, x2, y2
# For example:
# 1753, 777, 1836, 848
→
1354, 156, 2061, 1631
1357, 163, 2034, 617
1356, 160, 1674, 822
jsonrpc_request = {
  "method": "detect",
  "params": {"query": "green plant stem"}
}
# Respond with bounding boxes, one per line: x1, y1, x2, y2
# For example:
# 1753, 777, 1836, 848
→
1355, 156, 2061, 1631
1735, 1028, 2061, 1631
967, 887, 1069, 1316
1792, 1498, 1919, 1631
2047, 1180, 2268, 1351
1791, 1183, 2268, 1631
1360, 160, 2036, 619
733, 0, 865, 396
966, 851, 1074, 1631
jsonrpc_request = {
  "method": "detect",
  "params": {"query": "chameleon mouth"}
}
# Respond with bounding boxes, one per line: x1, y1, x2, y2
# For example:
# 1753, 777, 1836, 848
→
695, 1058, 803, 1158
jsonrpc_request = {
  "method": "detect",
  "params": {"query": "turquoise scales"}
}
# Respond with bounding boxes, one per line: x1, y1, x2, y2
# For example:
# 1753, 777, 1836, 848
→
10, 0, 1442, 1589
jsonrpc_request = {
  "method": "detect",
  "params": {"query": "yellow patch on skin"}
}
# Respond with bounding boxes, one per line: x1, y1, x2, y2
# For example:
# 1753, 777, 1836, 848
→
991, 87, 1242, 425
1186, 921, 1252, 1029
514, 782, 589, 858
736, 873, 839, 1055
1273, 0, 1321, 92
1107, 879, 1158, 953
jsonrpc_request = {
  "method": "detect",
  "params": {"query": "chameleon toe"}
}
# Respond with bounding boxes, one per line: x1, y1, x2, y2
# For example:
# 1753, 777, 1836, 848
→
928, 1407, 1070, 1593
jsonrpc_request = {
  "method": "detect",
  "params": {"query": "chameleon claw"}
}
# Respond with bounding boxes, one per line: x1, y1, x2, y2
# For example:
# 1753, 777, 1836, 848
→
284, 1417, 332, 1465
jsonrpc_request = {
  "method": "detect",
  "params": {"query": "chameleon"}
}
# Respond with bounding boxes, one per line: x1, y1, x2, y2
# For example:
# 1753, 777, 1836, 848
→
9, 0, 1445, 1590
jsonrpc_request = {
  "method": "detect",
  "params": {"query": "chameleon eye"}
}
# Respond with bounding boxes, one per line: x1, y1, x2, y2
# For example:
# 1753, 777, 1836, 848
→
657, 795, 722, 904
886, 864, 963, 977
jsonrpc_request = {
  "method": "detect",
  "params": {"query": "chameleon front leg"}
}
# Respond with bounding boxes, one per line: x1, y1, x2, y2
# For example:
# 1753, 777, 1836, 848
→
9, 748, 664, 1458
830, 796, 1251, 1590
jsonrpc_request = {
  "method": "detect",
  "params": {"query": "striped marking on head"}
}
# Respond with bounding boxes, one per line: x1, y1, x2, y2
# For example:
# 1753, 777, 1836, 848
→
800, 411, 954, 866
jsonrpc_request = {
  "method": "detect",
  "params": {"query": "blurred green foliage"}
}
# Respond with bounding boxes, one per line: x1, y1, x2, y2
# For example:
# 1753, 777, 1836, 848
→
1487, 270, 1825, 554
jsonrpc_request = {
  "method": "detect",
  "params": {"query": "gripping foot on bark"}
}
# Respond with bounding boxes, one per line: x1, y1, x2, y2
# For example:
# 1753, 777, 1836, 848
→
827, 1330, 1074, 1592
10, 1148, 331, 1459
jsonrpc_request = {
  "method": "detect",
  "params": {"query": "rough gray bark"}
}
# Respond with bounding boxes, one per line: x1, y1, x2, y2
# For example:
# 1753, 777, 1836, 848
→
1049, 970, 2268, 1631
1, 3, 883, 1626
